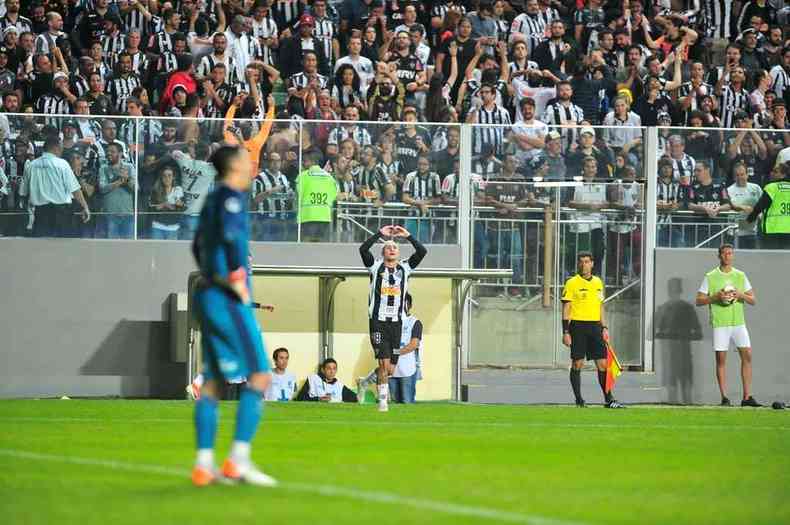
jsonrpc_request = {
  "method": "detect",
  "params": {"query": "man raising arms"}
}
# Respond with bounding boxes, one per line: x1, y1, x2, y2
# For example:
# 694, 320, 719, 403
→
359, 225, 427, 412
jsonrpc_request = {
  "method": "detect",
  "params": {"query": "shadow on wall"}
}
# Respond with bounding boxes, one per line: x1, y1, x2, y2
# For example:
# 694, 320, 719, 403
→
654, 277, 703, 404
79, 319, 184, 398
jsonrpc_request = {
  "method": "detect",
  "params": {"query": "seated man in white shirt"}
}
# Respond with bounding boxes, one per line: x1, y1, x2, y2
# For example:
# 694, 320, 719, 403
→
264, 347, 298, 401
296, 358, 358, 403
388, 293, 423, 404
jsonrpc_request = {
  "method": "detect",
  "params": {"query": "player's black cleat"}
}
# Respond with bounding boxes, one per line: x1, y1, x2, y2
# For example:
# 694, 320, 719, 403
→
605, 399, 626, 409
741, 396, 762, 407
720, 397, 732, 407
575, 398, 586, 408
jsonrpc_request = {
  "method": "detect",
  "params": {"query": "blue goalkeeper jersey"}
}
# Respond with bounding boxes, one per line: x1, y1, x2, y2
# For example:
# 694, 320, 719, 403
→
192, 184, 251, 288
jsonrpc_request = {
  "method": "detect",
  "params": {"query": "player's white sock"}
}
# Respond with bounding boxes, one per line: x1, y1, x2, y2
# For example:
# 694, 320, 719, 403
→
377, 383, 389, 402
196, 448, 214, 469
364, 369, 378, 384
230, 441, 251, 464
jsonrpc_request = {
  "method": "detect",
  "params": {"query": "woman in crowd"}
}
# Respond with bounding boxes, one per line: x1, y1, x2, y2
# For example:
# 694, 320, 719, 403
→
148, 166, 185, 240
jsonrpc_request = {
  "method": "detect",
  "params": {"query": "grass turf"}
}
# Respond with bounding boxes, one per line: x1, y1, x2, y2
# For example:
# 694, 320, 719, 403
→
0, 400, 788, 525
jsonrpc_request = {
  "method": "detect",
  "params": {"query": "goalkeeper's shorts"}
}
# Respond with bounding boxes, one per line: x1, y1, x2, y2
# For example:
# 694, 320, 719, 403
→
194, 286, 271, 382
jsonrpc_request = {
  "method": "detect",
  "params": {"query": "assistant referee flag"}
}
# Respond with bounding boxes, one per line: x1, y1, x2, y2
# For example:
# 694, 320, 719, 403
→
605, 341, 622, 393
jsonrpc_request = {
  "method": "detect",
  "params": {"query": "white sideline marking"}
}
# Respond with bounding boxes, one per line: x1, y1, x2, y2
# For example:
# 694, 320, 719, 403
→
1, 416, 787, 432
0, 448, 584, 525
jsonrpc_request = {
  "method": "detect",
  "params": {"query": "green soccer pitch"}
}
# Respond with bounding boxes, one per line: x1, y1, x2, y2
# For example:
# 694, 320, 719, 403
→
1, 400, 788, 525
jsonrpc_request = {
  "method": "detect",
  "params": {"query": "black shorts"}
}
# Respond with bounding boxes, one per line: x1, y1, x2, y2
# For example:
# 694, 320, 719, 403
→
569, 321, 606, 361
369, 319, 401, 364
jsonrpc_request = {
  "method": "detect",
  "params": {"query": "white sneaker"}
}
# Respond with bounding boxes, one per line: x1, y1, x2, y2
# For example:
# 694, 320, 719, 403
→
222, 458, 278, 487
377, 400, 389, 412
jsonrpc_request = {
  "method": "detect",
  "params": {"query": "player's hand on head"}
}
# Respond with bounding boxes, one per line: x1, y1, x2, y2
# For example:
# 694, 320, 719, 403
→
393, 225, 410, 237
379, 225, 394, 238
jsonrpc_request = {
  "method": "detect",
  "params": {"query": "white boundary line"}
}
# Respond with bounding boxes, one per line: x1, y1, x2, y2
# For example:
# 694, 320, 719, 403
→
0, 448, 584, 525
0, 417, 787, 432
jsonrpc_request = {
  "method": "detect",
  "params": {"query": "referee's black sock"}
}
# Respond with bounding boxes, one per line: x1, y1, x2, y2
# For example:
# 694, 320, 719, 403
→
597, 370, 612, 403
569, 369, 582, 402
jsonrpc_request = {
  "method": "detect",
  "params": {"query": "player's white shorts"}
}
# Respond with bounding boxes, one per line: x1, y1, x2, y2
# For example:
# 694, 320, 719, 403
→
713, 325, 751, 352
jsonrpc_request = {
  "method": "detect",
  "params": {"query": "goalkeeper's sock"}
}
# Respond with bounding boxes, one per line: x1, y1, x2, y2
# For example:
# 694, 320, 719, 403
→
597, 370, 612, 403
195, 397, 218, 462
569, 369, 582, 402
233, 386, 263, 446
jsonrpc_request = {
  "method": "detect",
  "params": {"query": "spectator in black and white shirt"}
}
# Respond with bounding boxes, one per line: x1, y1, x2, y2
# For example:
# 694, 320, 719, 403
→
541, 80, 584, 152
666, 135, 697, 184
107, 52, 142, 114
715, 63, 750, 128
467, 82, 511, 156
33, 11, 64, 56
326, 105, 371, 158
251, 151, 293, 242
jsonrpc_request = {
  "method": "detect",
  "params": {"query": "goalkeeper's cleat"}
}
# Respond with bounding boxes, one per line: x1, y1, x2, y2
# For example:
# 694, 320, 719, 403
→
720, 397, 732, 407
741, 396, 762, 407
191, 465, 217, 487
605, 399, 626, 409
575, 398, 586, 408
221, 459, 277, 487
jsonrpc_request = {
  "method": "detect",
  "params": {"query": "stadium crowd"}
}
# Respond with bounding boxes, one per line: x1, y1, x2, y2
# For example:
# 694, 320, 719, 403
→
1, 0, 790, 265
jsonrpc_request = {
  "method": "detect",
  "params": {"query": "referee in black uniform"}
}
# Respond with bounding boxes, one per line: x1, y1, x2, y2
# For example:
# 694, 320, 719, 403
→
562, 252, 625, 408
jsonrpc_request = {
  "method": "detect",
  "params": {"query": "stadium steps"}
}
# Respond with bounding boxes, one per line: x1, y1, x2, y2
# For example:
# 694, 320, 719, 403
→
461, 368, 665, 405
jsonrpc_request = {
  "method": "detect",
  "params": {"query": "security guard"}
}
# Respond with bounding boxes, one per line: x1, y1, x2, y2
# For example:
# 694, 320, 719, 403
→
296, 150, 338, 242
747, 164, 790, 249
562, 251, 625, 408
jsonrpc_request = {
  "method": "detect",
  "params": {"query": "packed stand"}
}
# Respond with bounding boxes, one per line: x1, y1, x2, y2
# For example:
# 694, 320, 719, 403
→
0, 0, 788, 263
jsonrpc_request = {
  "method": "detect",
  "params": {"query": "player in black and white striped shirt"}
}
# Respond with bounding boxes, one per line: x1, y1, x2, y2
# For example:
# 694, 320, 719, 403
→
715, 64, 750, 128
359, 225, 427, 412
467, 83, 512, 156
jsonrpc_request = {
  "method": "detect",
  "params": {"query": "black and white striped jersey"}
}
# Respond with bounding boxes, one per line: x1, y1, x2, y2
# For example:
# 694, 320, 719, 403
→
668, 154, 696, 182
204, 82, 234, 119
431, 2, 466, 20
327, 125, 372, 147
359, 233, 427, 323
71, 74, 90, 98
538, 7, 561, 26
251, 15, 279, 67
119, 118, 162, 147
109, 51, 149, 78
101, 32, 126, 57
272, 0, 303, 30
157, 52, 179, 74
197, 53, 238, 84
508, 60, 539, 82
510, 13, 547, 41
106, 74, 141, 113
541, 101, 584, 152
34, 31, 65, 56
311, 16, 337, 66
148, 30, 175, 55
718, 85, 749, 128
678, 81, 714, 123
403, 171, 442, 215
770, 64, 790, 101
287, 71, 329, 90
376, 160, 402, 186
35, 94, 70, 127
252, 169, 292, 216
0, 15, 32, 34
123, 8, 148, 36
702, 0, 733, 39
471, 105, 511, 156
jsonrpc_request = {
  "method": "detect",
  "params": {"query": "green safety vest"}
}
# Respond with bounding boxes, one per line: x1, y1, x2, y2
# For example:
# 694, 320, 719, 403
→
296, 166, 338, 224
705, 267, 747, 328
763, 181, 790, 234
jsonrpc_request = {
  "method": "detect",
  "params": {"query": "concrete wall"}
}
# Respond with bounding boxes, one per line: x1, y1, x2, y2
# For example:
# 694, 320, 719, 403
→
0, 238, 461, 398
653, 248, 790, 405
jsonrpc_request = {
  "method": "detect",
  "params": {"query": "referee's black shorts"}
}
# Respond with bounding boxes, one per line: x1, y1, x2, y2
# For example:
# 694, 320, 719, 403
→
369, 319, 401, 364
569, 321, 606, 361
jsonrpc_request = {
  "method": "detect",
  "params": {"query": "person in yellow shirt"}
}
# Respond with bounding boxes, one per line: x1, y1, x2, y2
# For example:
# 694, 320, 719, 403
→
562, 251, 625, 408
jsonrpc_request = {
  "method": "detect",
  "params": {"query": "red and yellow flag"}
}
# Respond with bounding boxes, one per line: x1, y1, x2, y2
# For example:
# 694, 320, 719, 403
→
605, 343, 622, 393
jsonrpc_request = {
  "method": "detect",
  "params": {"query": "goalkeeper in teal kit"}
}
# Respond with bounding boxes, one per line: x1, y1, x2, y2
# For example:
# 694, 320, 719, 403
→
190, 145, 276, 487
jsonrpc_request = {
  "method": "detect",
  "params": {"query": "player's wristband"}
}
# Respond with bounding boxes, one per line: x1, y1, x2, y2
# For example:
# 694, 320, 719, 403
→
562, 319, 570, 333
228, 267, 247, 283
